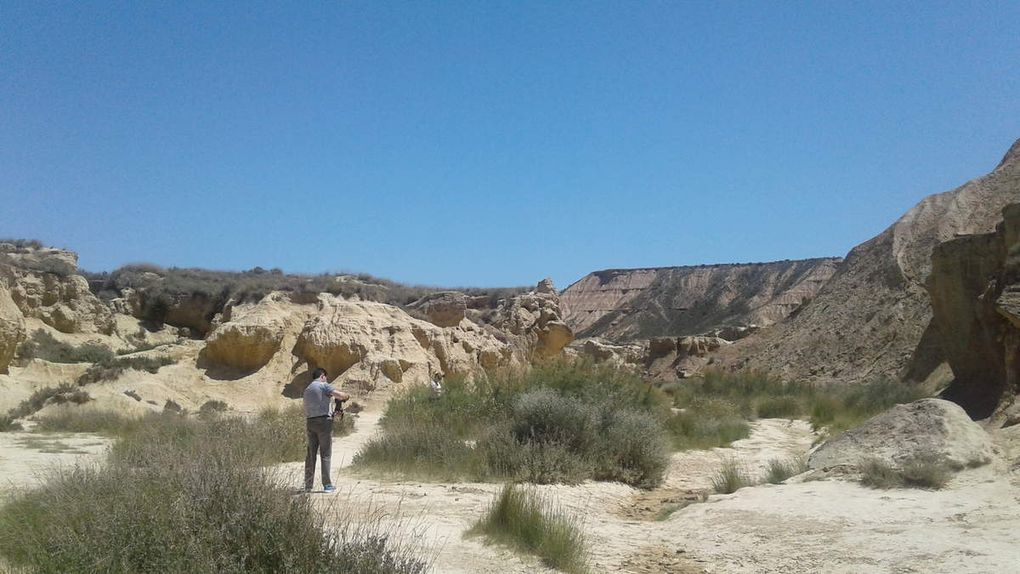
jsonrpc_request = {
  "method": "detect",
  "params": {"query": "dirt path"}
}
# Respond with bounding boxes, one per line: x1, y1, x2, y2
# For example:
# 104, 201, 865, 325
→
0, 430, 111, 497
278, 414, 816, 573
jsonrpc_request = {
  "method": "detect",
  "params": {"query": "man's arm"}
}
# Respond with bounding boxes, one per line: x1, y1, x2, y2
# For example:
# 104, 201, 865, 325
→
330, 389, 350, 402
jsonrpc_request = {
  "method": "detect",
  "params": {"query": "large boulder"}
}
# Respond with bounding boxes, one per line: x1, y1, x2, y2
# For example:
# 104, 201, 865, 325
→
0, 246, 114, 334
808, 399, 995, 472
0, 285, 26, 373
408, 291, 467, 328
202, 295, 288, 372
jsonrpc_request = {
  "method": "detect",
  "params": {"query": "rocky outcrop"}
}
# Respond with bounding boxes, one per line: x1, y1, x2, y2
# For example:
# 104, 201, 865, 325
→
492, 279, 574, 360
294, 296, 516, 389
0, 285, 26, 373
573, 338, 644, 368
408, 291, 467, 327
646, 335, 730, 380
808, 399, 994, 472
730, 138, 1020, 386
0, 245, 114, 334
202, 295, 288, 372
561, 259, 839, 340
926, 204, 1020, 419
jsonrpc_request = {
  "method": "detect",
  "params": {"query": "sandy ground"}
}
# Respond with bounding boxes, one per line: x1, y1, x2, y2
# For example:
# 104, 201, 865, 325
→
280, 407, 1020, 574
0, 429, 111, 496
1, 404, 1018, 573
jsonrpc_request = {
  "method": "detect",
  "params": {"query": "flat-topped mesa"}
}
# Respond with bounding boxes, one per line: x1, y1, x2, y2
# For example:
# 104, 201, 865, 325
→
560, 258, 840, 340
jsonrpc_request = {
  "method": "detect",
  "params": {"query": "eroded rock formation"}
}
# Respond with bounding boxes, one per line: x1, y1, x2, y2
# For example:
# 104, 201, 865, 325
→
492, 278, 574, 360
293, 295, 514, 389
0, 245, 114, 334
407, 291, 467, 328
202, 294, 288, 372
927, 204, 1020, 419
561, 259, 839, 340
0, 285, 26, 373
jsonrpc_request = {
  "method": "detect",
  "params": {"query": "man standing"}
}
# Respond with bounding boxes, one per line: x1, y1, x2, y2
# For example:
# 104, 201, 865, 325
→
302, 368, 349, 493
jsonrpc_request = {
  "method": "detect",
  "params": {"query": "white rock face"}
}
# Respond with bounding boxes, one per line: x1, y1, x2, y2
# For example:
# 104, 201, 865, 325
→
808, 398, 995, 472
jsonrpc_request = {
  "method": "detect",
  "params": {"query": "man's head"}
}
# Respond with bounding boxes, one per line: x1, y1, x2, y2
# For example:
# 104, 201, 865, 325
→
311, 368, 328, 382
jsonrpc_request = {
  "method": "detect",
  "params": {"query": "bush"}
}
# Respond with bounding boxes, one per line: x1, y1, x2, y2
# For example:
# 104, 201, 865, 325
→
6, 384, 86, 420
17, 330, 114, 364
468, 484, 589, 574
198, 400, 229, 418
665, 370, 929, 443
712, 459, 755, 494
755, 395, 803, 419
860, 455, 950, 490
76, 355, 175, 386
0, 414, 23, 432
0, 414, 424, 574
901, 455, 950, 489
859, 458, 905, 489
355, 363, 670, 488
764, 457, 807, 484
34, 409, 140, 435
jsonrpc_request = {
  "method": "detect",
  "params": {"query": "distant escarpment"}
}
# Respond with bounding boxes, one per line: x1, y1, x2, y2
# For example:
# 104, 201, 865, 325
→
561, 259, 840, 340
729, 138, 1020, 386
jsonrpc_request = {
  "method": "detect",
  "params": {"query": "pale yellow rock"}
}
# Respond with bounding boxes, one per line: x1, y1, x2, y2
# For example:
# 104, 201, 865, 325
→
203, 294, 288, 372
0, 285, 26, 373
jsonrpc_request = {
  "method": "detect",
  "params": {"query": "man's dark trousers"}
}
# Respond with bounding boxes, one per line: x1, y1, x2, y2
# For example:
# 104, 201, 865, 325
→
305, 416, 332, 490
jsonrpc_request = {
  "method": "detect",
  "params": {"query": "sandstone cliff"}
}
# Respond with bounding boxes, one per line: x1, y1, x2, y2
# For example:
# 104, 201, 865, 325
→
561, 259, 839, 340
927, 204, 1020, 419
729, 138, 1020, 386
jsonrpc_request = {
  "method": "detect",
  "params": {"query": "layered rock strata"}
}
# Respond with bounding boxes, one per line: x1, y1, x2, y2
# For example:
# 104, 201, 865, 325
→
562, 259, 839, 340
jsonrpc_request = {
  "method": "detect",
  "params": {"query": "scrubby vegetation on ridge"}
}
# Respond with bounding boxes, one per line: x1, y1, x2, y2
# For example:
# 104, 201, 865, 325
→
85, 264, 530, 309
353, 362, 671, 488
468, 484, 589, 574
0, 408, 421, 574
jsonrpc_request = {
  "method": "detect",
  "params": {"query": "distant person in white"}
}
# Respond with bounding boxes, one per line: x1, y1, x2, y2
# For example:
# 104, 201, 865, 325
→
302, 368, 350, 493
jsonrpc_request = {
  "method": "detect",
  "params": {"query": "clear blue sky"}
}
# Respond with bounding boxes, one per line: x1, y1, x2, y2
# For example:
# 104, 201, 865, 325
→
2, 2, 1018, 288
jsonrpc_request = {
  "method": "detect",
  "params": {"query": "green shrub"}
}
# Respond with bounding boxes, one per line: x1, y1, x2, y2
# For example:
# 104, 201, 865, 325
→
900, 455, 950, 489
198, 399, 229, 418
468, 484, 589, 574
859, 458, 904, 489
861, 454, 951, 490
664, 407, 750, 450
76, 355, 175, 386
6, 384, 85, 420
355, 363, 670, 488
755, 395, 803, 419
0, 414, 23, 432
764, 457, 807, 484
34, 409, 141, 435
712, 459, 755, 494
17, 330, 115, 364
0, 415, 423, 574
